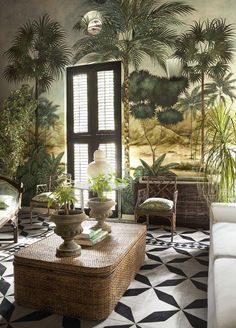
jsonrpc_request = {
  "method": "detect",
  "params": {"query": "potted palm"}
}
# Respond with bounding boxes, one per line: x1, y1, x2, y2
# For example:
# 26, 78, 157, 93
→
88, 173, 124, 232
202, 104, 236, 204
49, 184, 87, 257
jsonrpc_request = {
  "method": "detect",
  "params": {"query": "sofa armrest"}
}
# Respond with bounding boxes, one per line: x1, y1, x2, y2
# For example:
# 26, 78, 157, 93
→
211, 203, 236, 224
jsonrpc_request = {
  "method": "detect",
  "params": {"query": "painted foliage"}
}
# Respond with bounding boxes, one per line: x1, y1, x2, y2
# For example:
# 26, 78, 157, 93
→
0, 0, 236, 181
129, 17, 236, 176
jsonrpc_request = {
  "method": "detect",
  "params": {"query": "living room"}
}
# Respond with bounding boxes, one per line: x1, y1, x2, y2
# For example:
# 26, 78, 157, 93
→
0, 0, 236, 327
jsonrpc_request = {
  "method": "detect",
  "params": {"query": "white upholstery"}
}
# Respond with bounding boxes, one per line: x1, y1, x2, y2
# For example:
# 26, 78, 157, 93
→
211, 203, 236, 223
0, 195, 18, 220
211, 222, 236, 259
214, 258, 236, 328
208, 203, 236, 328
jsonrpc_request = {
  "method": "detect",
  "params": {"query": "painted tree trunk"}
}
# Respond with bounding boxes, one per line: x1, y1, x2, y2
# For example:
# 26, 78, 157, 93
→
123, 61, 130, 174
201, 72, 205, 162
35, 79, 39, 146
190, 108, 193, 159
141, 120, 156, 165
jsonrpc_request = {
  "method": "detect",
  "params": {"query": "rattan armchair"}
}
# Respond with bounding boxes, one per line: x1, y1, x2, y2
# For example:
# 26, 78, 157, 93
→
135, 176, 178, 242
29, 173, 72, 224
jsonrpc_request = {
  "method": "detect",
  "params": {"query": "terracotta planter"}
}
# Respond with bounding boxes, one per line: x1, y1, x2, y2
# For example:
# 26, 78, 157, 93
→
87, 198, 115, 233
50, 210, 87, 258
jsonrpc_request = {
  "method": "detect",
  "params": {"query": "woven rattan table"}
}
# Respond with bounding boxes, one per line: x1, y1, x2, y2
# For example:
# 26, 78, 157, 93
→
14, 222, 146, 320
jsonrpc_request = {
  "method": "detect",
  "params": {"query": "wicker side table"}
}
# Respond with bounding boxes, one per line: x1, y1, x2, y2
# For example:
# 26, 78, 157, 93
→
14, 222, 146, 320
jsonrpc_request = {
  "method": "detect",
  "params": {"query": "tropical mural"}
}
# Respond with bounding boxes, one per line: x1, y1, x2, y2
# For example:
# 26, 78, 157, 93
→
0, 0, 236, 195
128, 17, 236, 176
128, 69, 191, 174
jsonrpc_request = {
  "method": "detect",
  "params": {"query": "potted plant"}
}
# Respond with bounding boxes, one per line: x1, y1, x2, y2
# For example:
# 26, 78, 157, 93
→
48, 184, 87, 258
88, 173, 124, 232
202, 104, 236, 204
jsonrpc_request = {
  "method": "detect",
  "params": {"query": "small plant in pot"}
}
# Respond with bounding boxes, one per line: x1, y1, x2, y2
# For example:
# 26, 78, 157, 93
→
48, 184, 87, 258
88, 173, 124, 233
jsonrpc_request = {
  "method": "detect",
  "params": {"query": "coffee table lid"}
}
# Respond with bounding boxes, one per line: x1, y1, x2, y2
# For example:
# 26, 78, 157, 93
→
14, 222, 146, 275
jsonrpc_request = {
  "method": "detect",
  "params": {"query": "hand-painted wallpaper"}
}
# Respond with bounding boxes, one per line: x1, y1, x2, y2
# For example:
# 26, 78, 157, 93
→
0, 0, 236, 181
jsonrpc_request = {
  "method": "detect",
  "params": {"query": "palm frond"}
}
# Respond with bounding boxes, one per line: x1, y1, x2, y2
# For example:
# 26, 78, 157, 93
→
73, 33, 121, 64
73, 15, 90, 33
151, 2, 195, 22
174, 18, 235, 82
73, 0, 194, 70
4, 13, 70, 98
207, 62, 231, 79
33, 14, 66, 45
38, 74, 55, 93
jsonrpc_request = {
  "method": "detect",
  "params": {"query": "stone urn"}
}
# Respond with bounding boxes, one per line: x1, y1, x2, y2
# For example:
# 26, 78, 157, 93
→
50, 210, 88, 258
87, 198, 115, 233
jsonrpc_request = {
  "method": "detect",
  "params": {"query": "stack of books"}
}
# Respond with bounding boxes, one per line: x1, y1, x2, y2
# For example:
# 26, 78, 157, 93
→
75, 227, 108, 246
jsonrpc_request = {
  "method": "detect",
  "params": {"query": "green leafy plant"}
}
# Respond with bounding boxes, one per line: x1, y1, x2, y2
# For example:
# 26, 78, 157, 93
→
202, 104, 236, 202
205, 72, 236, 106
133, 154, 178, 179
89, 173, 125, 202
0, 85, 36, 177
4, 14, 71, 144
121, 176, 135, 214
48, 185, 77, 215
174, 18, 235, 161
16, 147, 65, 205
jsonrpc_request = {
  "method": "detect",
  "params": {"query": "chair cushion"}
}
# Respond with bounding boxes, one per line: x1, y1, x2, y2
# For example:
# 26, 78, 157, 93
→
0, 195, 17, 221
32, 192, 53, 202
0, 195, 14, 208
139, 197, 173, 211
0, 200, 8, 209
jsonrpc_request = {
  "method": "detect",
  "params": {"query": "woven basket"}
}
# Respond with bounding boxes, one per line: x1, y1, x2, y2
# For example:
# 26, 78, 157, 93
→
14, 221, 146, 320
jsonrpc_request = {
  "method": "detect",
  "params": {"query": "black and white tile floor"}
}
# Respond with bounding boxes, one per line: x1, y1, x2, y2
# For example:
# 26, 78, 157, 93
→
0, 212, 209, 328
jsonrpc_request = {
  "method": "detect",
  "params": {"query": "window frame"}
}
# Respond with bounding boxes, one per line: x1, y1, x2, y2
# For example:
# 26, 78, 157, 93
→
66, 61, 122, 180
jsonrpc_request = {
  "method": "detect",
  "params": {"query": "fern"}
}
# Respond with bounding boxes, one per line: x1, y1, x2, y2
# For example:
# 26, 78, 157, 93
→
16, 146, 65, 205
133, 154, 178, 179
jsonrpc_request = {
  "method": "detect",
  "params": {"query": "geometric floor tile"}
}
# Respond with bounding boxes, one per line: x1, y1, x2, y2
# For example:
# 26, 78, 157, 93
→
0, 212, 209, 328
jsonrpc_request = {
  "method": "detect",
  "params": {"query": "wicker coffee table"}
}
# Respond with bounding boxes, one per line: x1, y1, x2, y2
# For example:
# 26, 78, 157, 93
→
14, 222, 146, 320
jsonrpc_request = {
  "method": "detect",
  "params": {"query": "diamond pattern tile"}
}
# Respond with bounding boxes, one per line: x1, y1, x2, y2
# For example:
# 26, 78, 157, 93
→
0, 212, 209, 327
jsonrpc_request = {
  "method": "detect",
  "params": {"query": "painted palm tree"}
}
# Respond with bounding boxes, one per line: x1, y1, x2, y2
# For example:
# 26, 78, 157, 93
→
3, 14, 71, 145
73, 0, 194, 173
38, 97, 60, 145
176, 86, 201, 159
174, 19, 235, 161
205, 72, 236, 106
38, 98, 60, 130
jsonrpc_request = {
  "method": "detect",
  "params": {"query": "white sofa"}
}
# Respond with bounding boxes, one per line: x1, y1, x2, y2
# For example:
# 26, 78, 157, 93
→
208, 203, 236, 328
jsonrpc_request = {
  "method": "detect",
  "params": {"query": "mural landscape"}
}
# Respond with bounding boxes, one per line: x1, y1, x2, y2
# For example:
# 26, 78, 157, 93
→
0, 0, 236, 207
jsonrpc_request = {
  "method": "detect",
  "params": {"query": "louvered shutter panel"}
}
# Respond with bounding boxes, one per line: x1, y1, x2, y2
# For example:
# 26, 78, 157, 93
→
73, 74, 88, 133
74, 144, 89, 207
99, 143, 116, 205
97, 70, 115, 131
